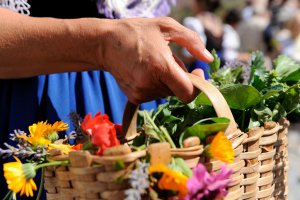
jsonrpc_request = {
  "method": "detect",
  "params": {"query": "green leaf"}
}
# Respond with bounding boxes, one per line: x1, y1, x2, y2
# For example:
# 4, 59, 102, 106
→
209, 49, 221, 74
274, 55, 300, 81
282, 69, 300, 82
272, 103, 287, 122
196, 84, 262, 110
170, 158, 193, 177
262, 90, 280, 100
114, 160, 125, 170
282, 85, 300, 114
248, 51, 267, 90
179, 117, 230, 146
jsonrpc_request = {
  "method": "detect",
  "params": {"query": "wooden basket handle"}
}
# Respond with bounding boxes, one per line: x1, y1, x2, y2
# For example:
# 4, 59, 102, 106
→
122, 73, 237, 139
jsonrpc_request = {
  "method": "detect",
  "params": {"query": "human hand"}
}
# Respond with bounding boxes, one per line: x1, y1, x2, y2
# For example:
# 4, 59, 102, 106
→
101, 17, 213, 104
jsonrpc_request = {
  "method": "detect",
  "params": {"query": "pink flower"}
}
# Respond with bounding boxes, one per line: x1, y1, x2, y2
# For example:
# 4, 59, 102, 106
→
183, 164, 232, 200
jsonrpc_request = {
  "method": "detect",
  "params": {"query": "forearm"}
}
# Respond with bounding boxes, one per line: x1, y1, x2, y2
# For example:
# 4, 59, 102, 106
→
0, 8, 108, 79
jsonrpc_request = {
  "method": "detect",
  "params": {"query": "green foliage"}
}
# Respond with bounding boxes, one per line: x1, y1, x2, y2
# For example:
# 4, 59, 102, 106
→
179, 118, 230, 147
114, 160, 125, 170
207, 51, 300, 130
196, 85, 262, 110
209, 49, 221, 74
274, 55, 300, 82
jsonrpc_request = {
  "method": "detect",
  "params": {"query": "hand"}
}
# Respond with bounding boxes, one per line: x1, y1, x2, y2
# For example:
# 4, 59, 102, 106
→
101, 17, 213, 104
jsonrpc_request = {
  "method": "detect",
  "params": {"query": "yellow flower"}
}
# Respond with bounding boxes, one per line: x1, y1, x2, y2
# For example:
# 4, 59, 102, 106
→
149, 164, 188, 197
51, 121, 69, 132
149, 163, 168, 174
4, 157, 37, 197
18, 121, 69, 145
18, 121, 51, 146
48, 143, 74, 155
209, 131, 234, 163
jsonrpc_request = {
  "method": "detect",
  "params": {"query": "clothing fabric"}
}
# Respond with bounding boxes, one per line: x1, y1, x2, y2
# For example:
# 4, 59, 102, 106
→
97, 0, 176, 18
222, 24, 241, 61
0, 0, 167, 198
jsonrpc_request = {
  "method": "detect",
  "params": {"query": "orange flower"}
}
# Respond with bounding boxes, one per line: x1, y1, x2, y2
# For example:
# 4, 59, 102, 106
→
149, 164, 188, 197
72, 144, 83, 151
51, 121, 69, 132
209, 132, 234, 163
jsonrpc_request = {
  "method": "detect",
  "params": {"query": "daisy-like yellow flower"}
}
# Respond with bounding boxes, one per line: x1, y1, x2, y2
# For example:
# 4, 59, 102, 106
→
46, 121, 69, 142
18, 121, 69, 145
18, 121, 51, 146
208, 131, 234, 163
149, 164, 188, 197
51, 121, 69, 132
48, 143, 74, 155
4, 157, 37, 197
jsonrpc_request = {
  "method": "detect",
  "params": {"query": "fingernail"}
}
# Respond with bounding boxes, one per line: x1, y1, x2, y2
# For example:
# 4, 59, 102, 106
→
204, 49, 214, 61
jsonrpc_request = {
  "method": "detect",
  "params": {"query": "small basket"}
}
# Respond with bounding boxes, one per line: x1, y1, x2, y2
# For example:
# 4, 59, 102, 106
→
44, 74, 289, 200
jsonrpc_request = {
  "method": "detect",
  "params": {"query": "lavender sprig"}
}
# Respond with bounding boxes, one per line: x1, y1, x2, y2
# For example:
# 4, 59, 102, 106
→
0, 143, 47, 162
9, 129, 27, 143
125, 161, 150, 200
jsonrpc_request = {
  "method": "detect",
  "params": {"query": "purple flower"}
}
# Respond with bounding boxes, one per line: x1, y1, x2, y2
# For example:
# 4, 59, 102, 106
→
184, 164, 232, 200
97, 0, 176, 19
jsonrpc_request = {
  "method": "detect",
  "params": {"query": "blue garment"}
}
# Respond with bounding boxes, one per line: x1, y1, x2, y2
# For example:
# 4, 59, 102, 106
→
189, 51, 223, 79
0, 71, 165, 198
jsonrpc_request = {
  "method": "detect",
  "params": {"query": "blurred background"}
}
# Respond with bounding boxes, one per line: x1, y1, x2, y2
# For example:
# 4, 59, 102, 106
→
171, 0, 300, 64
169, 0, 300, 199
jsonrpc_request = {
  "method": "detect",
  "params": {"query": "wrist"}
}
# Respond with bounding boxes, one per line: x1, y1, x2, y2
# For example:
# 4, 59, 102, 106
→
63, 18, 111, 71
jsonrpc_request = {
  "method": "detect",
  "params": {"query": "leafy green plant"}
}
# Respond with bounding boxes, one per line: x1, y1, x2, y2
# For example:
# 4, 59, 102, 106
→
206, 51, 300, 130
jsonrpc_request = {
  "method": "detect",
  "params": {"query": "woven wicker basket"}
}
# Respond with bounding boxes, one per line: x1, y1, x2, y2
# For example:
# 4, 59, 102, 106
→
44, 74, 289, 200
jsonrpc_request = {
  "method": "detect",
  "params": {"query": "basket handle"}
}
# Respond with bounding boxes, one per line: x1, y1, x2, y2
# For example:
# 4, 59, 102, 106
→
122, 73, 237, 139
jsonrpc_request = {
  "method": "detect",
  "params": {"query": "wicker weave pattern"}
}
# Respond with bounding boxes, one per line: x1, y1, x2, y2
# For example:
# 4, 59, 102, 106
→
44, 119, 289, 200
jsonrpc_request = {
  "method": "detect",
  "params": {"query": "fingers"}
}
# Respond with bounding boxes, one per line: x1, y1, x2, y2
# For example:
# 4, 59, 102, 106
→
161, 55, 196, 103
191, 68, 205, 79
173, 53, 187, 72
158, 17, 214, 63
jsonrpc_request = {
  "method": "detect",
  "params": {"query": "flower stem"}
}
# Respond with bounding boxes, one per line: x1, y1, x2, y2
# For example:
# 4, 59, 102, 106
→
3, 191, 12, 200
160, 126, 176, 149
34, 160, 69, 171
241, 110, 246, 131
36, 168, 44, 200
144, 111, 160, 133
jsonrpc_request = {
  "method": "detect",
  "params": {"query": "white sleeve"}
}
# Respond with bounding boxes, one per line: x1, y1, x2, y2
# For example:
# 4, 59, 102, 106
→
0, 0, 31, 15
182, 17, 207, 57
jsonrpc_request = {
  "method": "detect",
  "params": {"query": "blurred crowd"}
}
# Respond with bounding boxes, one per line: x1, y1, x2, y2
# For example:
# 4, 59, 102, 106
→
176, 0, 300, 71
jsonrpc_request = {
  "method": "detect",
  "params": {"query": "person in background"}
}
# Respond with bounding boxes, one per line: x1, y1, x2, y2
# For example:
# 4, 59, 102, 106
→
242, 0, 254, 22
281, 13, 300, 62
238, 0, 270, 53
182, 0, 223, 79
222, 9, 250, 62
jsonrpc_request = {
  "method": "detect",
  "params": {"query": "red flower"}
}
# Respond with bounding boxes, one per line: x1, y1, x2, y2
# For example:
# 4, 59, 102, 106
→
81, 112, 120, 155
114, 124, 123, 136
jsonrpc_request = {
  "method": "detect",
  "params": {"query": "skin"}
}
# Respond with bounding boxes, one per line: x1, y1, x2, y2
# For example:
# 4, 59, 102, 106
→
0, 8, 213, 104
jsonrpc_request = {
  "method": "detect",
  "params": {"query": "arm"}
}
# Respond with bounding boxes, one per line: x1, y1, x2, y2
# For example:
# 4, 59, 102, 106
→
0, 8, 104, 78
0, 8, 213, 103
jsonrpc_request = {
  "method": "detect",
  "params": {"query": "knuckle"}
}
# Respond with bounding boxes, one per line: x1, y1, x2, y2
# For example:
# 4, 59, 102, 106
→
159, 17, 178, 27
190, 30, 200, 41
